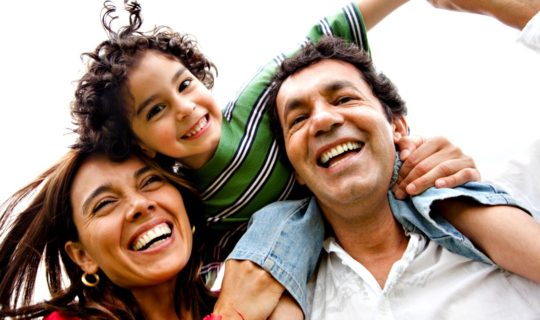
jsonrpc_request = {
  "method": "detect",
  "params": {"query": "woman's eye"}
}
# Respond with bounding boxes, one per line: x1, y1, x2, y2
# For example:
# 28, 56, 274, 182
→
92, 199, 116, 214
178, 79, 192, 92
142, 174, 164, 189
147, 104, 166, 120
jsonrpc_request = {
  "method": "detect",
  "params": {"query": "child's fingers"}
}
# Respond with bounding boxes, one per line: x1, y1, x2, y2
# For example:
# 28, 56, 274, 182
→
404, 159, 481, 196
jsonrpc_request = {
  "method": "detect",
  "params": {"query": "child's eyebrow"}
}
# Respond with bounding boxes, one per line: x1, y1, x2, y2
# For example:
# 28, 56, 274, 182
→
135, 66, 187, 116
171, 66, 187, 85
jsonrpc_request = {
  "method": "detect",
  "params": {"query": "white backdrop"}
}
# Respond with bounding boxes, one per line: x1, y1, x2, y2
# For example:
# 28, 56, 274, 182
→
1, 0, 539, 206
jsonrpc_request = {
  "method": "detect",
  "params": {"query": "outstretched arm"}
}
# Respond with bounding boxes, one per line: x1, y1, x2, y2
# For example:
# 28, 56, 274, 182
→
356, 0, 408, 29
426, 0, 540, 29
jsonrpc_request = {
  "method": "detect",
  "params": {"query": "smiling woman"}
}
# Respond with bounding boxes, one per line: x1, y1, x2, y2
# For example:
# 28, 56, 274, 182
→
0, 149, 214, 319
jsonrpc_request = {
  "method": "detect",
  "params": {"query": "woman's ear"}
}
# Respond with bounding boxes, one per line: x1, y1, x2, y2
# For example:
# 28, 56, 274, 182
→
392, 116, 408, 143
65, 241, 99, 274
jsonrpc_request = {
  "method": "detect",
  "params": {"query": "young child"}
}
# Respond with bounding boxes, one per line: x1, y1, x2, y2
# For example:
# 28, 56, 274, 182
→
71, 0, 485, 317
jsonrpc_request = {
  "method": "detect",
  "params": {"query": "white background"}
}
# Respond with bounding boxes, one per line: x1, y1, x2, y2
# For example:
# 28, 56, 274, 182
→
1, 0, 539, 206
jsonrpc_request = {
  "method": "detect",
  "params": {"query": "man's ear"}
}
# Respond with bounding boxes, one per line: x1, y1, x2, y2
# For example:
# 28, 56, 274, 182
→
138, 142, 157, 159
65, 241, 99, 274
392, 116, 408, 143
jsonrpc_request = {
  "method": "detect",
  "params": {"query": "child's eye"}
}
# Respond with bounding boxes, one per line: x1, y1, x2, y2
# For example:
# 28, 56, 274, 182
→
178, 79, 192, 92
147, 104, 166, 120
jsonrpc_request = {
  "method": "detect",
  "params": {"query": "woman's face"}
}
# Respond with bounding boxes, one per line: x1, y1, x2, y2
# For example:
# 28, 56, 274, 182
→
66, 154, 193, 289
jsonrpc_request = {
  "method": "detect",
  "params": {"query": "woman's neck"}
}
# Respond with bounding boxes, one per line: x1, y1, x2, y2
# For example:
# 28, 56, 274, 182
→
131, 280, 190, 320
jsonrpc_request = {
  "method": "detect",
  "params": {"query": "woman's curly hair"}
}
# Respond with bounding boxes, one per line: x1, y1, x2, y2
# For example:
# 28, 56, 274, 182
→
72, 0, 217, 161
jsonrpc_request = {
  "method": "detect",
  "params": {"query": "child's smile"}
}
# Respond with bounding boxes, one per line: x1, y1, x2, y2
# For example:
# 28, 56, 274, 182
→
129, 50, 222, 169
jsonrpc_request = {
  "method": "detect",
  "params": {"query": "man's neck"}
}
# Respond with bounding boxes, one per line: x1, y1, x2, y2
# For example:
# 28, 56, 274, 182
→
323, 198, 409, 288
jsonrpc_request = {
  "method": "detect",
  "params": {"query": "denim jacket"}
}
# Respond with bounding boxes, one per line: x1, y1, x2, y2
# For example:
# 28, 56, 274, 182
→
228, 182, 523, 314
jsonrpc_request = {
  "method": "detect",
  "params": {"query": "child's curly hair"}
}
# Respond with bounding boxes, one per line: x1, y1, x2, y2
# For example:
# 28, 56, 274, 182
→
72, 0, 217, 161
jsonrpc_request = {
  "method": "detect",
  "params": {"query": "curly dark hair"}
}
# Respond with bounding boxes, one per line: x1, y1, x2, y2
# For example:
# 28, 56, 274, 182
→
72, 0, 217, 161
267, 36, 407, 146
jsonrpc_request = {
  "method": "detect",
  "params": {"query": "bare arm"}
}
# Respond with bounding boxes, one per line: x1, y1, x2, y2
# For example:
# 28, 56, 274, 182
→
427, 0, 540, 29
356, 0, 409, 29
436, 198, 540, 283
213, 260, 302, 320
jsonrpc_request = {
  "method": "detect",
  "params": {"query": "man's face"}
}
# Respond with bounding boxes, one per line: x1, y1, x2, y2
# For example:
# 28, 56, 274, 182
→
275, 59, 407, 213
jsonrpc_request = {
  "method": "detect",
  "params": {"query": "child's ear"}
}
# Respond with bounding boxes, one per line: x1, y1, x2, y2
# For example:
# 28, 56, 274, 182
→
65, 241, 99, 274
138, 142, 157, 158
392, 116, 408, 143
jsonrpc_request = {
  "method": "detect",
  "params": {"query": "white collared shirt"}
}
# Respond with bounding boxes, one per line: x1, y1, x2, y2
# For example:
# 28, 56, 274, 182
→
307, 234, 540, 320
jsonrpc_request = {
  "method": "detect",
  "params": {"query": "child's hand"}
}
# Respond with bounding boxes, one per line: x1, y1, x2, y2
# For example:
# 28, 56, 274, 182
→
393, 135, 480, 199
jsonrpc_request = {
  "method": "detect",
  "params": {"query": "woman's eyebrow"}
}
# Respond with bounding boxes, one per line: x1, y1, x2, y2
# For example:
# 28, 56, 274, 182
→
82, 184, 113, 215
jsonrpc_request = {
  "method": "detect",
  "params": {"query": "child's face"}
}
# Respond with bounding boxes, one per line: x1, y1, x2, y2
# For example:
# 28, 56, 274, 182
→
129, 50, 222, 169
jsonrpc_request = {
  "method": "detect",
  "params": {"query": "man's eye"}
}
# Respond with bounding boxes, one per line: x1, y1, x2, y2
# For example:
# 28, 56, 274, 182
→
178, 79, 192, 92
147, 104, 166, 120
290, 115, 307, 128
336, 96, 354, 104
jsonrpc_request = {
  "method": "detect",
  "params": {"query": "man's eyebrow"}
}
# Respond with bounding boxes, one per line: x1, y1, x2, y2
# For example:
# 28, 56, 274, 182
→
282, 80, 358, 118
325, 80, 357, 93
82, 184, 113, 215
135, 66, 187, 116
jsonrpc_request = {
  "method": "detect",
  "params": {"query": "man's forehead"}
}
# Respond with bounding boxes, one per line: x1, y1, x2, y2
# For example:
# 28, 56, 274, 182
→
281, 60, 363, 93
277, 60, 367, 110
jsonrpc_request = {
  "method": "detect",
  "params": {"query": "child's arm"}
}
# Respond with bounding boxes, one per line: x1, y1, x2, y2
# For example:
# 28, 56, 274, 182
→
426, 0, 540, 30
356, 0, 408, 29
437, 198, 540, 283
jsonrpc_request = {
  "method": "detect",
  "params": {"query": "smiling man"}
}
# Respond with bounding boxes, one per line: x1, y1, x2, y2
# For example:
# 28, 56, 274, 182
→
262, 36, 540, 319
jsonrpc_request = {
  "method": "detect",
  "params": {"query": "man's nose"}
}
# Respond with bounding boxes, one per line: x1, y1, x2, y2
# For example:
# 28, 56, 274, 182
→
309, 104, 344, 137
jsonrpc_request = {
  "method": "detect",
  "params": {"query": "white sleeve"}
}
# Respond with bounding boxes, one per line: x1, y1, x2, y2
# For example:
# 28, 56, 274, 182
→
518, 11, 540, 53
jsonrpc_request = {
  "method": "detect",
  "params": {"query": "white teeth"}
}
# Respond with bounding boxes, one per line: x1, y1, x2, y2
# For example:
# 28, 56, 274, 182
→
320, 142, 362, 165
184, 116, 208, 138
132, 223, 172, 251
